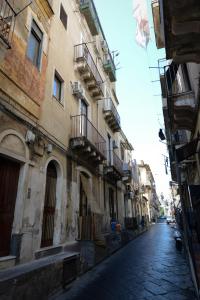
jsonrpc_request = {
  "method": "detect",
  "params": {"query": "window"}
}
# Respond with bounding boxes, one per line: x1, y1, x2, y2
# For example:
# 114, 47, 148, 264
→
53, 72, 63, 102
81, 99, 87, 116
60, 4, 67, 29
27, 20, 43, 68
120, 143, 125, 161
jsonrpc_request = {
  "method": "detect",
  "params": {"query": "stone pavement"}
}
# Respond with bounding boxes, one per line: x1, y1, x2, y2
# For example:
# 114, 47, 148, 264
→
52, 224, 197, 300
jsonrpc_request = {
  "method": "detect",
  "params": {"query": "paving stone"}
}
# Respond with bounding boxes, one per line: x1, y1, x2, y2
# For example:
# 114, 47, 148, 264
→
52, 224, 197, 300
143, 281, 168, 295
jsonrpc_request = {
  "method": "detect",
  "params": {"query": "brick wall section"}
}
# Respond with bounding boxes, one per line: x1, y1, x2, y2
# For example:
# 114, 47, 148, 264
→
1, 35, 47, 111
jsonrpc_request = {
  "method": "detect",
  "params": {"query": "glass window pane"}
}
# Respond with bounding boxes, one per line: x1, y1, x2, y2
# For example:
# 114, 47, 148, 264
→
32, 20, 43, 40
60, 5, 67, 29
53, 79, 57, 98
53, 75, 62, 101
27, 21, 42, 68
27, 33, 40, 66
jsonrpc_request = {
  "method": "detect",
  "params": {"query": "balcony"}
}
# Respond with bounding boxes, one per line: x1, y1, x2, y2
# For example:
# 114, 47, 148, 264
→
103, 53, 116, 82
172, 130, 189, 146
173, 91, 196, 131
74, 43, 104, 97
0, 0, 16, 48
70, 115, 106, 166
160, 61, 198, 132
103, 98, 121, 132
104, 151, 123, 181
159, 0, 200, 63
122, 163, 132, 183
79, 0, 99, 36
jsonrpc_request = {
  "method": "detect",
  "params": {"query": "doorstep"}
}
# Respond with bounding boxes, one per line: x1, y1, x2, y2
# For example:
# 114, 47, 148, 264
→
0, 256, 16, 270
35, 245, 62, 259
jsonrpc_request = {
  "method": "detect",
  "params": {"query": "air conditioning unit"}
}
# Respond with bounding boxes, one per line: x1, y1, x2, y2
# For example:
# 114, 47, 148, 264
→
112, 140, 119, 149
72, 81, 84, 99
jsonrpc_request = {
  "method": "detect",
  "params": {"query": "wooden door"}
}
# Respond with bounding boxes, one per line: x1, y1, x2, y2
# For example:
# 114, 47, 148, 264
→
41, 161, 57, 248
109, 188, 115, 219
0, 156, 20, 256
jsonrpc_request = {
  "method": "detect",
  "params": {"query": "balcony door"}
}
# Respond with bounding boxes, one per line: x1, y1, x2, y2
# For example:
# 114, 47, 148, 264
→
80, 99, 88, 137
109, 188, 115, 220
107, 134, 112, 165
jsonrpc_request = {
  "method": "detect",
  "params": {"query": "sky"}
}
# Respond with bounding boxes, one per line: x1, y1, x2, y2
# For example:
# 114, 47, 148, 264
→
93, 0, 171, 198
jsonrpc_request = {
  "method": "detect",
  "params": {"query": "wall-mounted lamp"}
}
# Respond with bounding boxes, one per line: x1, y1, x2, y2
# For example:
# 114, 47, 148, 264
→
25, 130, 36, 144
46, 144, 53, 154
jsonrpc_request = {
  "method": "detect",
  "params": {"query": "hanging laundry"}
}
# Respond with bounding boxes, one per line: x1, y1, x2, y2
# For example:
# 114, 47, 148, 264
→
133, 0, 150, 48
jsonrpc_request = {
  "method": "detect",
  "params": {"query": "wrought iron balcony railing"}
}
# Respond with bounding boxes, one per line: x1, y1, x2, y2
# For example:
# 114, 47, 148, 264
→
0, 0, 16, 48
172, 130, 189, 145
158, 59, 195, 100
70, 114, 106, 158
122, 163, 132, 182
74, 43, 104, 96
106, 150, 123, 177
158, 59, 198, 131
103, 98, 121, 132
113, 151, 123, 175
103, 53, 116, 82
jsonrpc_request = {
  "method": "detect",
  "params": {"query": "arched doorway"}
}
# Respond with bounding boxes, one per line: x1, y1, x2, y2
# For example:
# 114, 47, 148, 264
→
41, 161, 57, 248
0, 155, 20, 256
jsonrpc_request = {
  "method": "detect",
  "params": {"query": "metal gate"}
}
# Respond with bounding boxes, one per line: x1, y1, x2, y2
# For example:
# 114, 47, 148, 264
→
0, 156, 20, 256
41, 161, 57, 248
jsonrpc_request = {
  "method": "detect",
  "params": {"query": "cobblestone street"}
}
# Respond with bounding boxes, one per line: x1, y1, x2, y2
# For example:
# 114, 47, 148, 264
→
53, 224, 197, 300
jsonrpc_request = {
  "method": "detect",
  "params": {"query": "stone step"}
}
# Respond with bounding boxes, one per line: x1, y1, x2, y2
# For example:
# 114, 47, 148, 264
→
62, 241, 80, 253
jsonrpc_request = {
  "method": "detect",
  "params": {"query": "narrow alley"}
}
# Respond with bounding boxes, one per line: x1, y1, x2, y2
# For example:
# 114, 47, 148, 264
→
0, 1, 200, 299
53, 224, 196, 300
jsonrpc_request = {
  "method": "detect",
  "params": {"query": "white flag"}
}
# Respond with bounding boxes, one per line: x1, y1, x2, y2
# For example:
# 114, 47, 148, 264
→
133, 0, 150, 48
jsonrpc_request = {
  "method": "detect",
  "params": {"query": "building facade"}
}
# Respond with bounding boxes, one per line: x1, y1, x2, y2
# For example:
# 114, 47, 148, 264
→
152, 0, 200, 296
138, 161, 160, 224
0, 0, 149, 274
